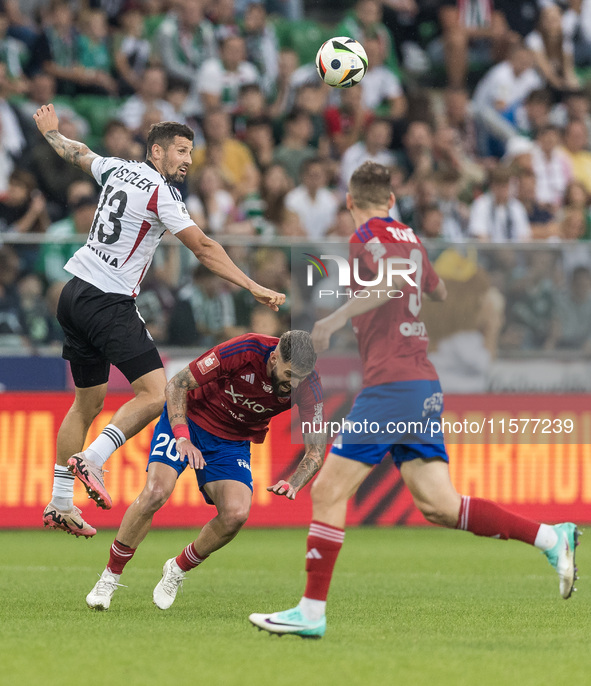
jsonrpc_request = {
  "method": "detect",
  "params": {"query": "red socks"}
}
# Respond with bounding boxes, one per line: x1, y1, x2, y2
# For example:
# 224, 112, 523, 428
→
457, 495, 539, 545
303, 521, 345, 601
176, 542, 208, 572
107, 539, 136, 575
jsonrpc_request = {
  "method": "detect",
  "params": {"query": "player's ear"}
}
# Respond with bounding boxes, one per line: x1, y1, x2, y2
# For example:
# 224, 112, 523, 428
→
346, 193, 353, 210
388, 192, 395, 209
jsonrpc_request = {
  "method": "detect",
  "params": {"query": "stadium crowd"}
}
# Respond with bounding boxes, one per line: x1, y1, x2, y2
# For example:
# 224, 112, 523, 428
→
1, 0, 591, 357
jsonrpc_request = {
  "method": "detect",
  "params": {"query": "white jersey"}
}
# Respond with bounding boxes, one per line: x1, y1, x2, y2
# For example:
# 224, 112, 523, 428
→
64, 157, 194, 296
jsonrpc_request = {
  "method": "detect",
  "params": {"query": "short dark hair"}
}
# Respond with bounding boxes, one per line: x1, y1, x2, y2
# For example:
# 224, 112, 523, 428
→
146, 121, 194, 159
278, 330, 317, 374
349, 161, 392, 209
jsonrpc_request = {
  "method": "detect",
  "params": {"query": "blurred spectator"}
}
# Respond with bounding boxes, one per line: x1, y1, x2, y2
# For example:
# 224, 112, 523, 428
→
396, 120, 434, 184
207, 0, 239, 43
514, 88, 553, 139
562, 119, 591, 194
360, 35, 407, 121
0, 115, 14, 194
442, 86, 478, 160
525, 2, 579, 92
293, 83, 330, 151
410, 175, 438, 232
233, 83, 267, 139
257, 162, 293, 234
27, 114, 90, 212
167, 264, 238, 347
241, 2, 279, 95
0, 7, 28, 93
340, 117, 395, 192
324, 85, 372, 157
0, 169, 49, 235
546, 265, 591, 352
337, 0, 400, 76
75, 8, 118, 96
99, 119, 143, 160
550, 88, 591, 141
268, 47, 299, 119
563, 179, 591, 237
186, 165, 236, 235
468, 166, 531, 241
187, 34, 258, 116
432, 124, 486, 191
285, 157, 338, 239
418, 203, 444, 239
17, 272, 62, 348
434, 168, 470, 241
156, 0, 217, 86
249, 304, 283, 336
36, 186, 97, 284
558, 203, 587, 240
326, 206, 356, 238
530, 124, 573, 209
472, 43, 544, 157
515, 167, 558, 239
436, 0, 516, 89
191, 108, 259, 199
273, 108, 317, 184
16, 71, 90, 142
113, 7, 152, 95
0, 63, 26, 157
0, 244, 26, 350
243, 116, 275, 170
118, 65, 178, 132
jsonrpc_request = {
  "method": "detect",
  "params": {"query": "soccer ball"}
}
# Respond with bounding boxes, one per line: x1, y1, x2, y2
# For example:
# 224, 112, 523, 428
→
315, 37, 368, 88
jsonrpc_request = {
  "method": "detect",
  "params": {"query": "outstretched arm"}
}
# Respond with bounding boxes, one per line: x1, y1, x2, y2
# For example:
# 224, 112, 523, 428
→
268, 431, 327, 500
33, 104, 99, 176
165, 366, 206, 469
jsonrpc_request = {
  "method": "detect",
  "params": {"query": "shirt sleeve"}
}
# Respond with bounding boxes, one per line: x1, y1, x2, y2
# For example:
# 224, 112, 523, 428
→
294, 370, 324, 428
90, 156, 116, 186
156, 184, 196, 234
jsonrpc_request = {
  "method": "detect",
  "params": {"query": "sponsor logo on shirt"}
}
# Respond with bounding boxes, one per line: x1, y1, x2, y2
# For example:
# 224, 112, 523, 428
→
196, 351, 220, 374
224, 384, 273, 413
177, 202, 190, 219
399, 321, 427, 337
262, 382, 273, 393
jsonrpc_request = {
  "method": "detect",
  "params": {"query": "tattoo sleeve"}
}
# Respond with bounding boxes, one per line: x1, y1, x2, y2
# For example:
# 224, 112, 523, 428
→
44, 130, 98, 175
166, 367, 200, 427
288, 432, 327, 492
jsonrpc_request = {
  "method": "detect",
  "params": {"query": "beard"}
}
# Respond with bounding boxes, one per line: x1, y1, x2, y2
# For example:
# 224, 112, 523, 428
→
270, 367, 291, 397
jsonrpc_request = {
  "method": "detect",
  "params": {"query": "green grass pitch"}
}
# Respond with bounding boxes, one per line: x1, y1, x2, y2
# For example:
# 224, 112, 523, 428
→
1, 526, 588, 686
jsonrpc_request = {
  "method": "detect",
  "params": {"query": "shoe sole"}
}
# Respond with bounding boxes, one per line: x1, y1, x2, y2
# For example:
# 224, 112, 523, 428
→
249, 618, 323, 639
42, 514, 95, 539
87, 602, 109, 611
563, 527, 581, 600
67, 456, 113, 510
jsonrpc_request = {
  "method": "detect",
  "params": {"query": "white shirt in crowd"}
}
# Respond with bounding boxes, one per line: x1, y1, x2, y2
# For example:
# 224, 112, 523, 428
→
285, 185, 339, 239
530, 144, 573, 207
468, 193, 531, 242
339, 142, 396, 193
360, 66, 403, 112
472, 60, 543, 112
185, 58, 259, 116
186, 190, 235, 235
118, 96, 179, 130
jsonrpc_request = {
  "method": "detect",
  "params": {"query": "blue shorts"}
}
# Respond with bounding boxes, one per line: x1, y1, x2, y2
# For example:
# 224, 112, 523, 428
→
147, 407, 252, 505
331, 381, 448, 467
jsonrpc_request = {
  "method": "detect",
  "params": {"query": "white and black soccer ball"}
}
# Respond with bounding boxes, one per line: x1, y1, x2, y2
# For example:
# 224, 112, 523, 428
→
315, 37, 368, 89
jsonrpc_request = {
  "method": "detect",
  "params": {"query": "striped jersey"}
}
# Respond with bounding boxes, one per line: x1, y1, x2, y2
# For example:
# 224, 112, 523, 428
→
64, 157, 194, 296
187, 333, 324, 443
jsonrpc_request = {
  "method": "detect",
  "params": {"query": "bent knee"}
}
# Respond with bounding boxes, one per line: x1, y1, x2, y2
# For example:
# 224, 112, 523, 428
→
310, 478, 342, 510
219, 508, 250, 533
140, 483, 173, 513
417, 503, 458, 528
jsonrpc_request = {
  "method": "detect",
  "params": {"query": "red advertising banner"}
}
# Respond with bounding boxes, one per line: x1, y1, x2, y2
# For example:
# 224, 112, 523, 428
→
1, 392, 590, 529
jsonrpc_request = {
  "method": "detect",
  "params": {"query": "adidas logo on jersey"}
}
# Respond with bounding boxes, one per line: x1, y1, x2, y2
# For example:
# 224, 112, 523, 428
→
305, 548, 323, 560
240, 373, 255, 384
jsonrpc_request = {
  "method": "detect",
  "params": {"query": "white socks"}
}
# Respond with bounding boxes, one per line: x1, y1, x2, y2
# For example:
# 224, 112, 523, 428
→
534, 524, 559, 551
299, 597, 326, 621
51, 465, 74, 510
85, 424, 126, 467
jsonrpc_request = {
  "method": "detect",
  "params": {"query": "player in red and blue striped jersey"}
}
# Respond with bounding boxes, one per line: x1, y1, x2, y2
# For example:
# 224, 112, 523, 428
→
249, 161, 580, 639
85, 330, 326, 610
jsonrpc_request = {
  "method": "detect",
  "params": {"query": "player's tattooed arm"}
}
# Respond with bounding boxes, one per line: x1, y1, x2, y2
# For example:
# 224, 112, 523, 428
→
33, 104, 98, 176
43, 130, 99, 175
288, 432, 327, 492
165, 366, 200, 429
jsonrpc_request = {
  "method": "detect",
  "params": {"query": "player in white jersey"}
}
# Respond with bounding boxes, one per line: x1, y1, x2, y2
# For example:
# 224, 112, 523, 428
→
33, 104, 285, 537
